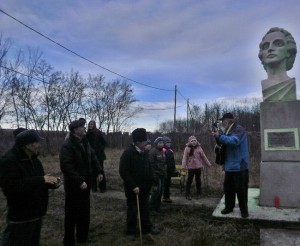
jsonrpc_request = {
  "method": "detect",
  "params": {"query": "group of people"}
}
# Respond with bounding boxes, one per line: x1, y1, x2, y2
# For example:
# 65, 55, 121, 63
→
0, 119, 107, 245
0, 112, 250, 245
119, 112, 250, 241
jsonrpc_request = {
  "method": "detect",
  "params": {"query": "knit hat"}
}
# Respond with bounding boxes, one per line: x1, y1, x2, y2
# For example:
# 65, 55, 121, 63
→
188, 136, 197, 143
219, 113, 234, 121
78, 118, 87, 124
16, 129, 44, 147
132, 128, 147, 142
13, 127, 27, 138
154, 136, 164, 144
69, 120, 86, 131
163, 136, 171, 143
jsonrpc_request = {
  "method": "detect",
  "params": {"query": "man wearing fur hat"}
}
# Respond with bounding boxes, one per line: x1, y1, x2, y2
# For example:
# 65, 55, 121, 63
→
60, 120, 103, 245
119, 128, 159, 241
0, 129, 61, 245
211, 113, 250, 218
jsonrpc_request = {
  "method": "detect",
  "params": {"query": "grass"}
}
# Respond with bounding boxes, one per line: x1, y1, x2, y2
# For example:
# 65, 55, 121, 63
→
0, 148, 262, 245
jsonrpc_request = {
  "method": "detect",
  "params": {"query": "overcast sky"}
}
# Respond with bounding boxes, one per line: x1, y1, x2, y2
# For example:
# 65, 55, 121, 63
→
1, 0, 300, 131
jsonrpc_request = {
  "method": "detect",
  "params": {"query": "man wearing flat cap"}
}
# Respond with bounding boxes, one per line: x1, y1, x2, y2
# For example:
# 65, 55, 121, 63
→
0, 129, 61, 245
119, 128, 159, 241
211, 113, 250, 218
60, 119, 103, 245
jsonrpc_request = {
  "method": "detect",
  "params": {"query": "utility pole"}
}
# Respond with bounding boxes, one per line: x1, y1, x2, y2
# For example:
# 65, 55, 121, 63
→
187, 98, 189, 133
173, 85, 177, 132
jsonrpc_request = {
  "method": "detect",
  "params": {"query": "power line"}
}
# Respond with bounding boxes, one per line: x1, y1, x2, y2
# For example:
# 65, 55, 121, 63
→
0, 8, 174, 92
177, 88, 188, 101
0, 65, 46, 83
1, 65, 189, 111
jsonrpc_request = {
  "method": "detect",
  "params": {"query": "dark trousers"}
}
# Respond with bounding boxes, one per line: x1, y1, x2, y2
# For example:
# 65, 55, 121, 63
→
64, 188, 90, 245
1, 218, 42, 246
125, 193, 152, 235
92, 160, 106, 193
163, 174, 171, 199
224, 170, 249, 212
185, 169, 201, 195
149, 175, 165, 211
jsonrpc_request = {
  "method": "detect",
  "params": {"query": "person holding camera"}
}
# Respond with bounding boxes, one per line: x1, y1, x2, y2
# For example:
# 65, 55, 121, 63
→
211, 113, 250, 218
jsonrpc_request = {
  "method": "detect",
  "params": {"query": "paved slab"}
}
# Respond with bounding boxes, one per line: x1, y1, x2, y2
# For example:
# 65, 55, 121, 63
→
260, 228, 300, 246
213, 188, 300, 222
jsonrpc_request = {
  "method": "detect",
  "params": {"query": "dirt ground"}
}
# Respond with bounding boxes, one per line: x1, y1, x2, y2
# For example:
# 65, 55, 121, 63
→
0, 185, 260, 246
0, 152, 261, 245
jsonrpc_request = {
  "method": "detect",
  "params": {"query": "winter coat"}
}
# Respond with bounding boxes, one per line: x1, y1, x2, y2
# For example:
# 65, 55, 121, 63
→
60, 133, 102, 191
216, 122, 250, 172
163, 147, 176, 176
182, 143, 211, 170
149, 147, 166, 177
0, 146, 55, 221
86, 128, 106, 162
119, 144, 154, 197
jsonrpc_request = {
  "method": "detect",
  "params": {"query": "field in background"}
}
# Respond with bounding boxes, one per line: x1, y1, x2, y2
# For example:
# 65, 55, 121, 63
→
0, 148, 262, 245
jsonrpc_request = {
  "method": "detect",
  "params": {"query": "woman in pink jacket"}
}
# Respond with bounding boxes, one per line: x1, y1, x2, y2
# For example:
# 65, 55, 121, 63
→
182, 136, 211, 200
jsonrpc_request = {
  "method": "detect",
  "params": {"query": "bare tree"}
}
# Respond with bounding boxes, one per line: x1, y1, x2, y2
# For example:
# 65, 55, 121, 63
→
0, 35, 11, 125
85, 77, 139, 133
102, 79, 138, 133
85, 74, 106, 129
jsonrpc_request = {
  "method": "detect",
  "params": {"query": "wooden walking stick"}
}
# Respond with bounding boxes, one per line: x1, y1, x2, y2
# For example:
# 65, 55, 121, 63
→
136, 193, 143, 246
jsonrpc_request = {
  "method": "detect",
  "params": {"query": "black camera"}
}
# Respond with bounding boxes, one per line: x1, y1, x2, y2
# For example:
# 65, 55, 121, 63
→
212, 122, 220, 132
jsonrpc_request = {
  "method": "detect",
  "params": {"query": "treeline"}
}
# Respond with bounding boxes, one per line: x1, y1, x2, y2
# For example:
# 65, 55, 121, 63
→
0, 34, 262, 159
0, 35, 141, 134
158, 99, 261, 134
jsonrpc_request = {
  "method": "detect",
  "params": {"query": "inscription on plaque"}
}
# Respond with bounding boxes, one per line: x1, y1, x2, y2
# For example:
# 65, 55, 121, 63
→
264, 128, 300, 151
268, 132, 295, 148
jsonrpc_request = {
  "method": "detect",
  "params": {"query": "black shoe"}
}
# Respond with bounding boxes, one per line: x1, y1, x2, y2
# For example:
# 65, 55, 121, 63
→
185, 194, 192, 200
241, 211, 249, 218
221, 208, 233, 215
126, 234, 136, 241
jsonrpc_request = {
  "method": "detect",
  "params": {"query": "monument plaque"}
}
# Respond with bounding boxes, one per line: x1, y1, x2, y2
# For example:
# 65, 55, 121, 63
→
264, 128, 299, 151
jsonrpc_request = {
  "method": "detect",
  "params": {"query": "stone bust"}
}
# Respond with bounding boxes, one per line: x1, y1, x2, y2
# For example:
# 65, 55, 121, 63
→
258, 27, 297, 101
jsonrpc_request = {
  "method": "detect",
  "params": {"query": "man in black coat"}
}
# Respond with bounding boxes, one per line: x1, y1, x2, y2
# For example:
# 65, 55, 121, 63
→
0, 129, 61, 246
119, 128, 159, 241
86, 120, 107, 193
60, 120, 103, 245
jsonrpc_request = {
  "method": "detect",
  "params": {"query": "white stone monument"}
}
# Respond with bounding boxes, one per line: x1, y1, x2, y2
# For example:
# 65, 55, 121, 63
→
258, 27, 300, 208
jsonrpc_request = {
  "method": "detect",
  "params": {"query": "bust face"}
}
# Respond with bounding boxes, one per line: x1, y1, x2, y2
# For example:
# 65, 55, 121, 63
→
260, 31, 289, 68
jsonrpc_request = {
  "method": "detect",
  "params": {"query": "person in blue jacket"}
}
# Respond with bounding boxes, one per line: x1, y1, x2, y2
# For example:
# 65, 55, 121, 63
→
212, 113, 250, 218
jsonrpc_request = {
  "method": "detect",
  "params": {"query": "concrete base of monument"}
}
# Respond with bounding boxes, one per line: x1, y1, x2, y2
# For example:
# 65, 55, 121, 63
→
212, 188, 300, 222
259, 162, 300, 207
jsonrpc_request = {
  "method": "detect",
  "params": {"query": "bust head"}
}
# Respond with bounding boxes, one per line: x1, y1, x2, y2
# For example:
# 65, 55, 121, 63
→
258, 27, 297, 71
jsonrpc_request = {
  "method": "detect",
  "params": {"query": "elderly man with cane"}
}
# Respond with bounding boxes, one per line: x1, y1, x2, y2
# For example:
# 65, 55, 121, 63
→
119, 128, 160, 242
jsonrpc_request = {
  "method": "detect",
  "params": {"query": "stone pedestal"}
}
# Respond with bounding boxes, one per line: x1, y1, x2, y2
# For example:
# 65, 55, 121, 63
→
259, 101, 300, 208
